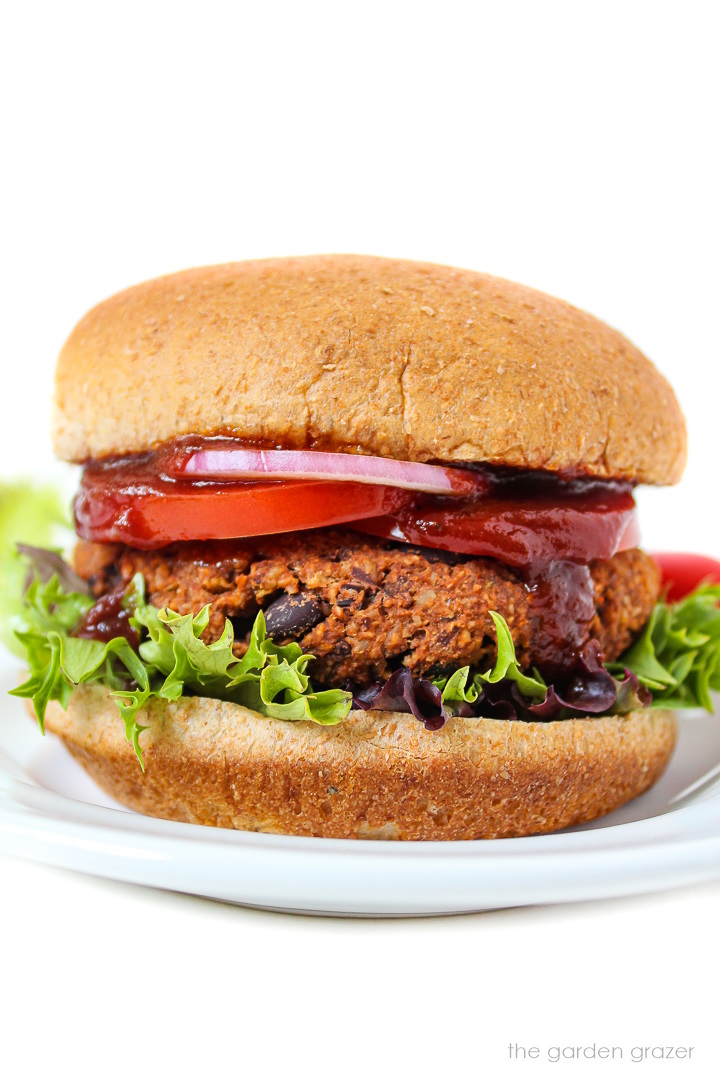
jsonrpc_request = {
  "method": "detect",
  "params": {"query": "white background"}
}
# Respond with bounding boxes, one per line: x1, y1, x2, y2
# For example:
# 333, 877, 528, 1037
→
1, 2, 719, 1077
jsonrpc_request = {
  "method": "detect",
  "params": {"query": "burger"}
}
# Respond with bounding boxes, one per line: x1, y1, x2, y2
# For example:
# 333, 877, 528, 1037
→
10, 255, 720, 840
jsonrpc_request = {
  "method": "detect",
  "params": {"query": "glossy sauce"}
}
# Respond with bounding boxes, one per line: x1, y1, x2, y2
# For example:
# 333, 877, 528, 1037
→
75, 439, 415, 549
525, 561, 596, 674
354, 487, 638, 566
75, 584, 140, 650
74, 438, 640, 673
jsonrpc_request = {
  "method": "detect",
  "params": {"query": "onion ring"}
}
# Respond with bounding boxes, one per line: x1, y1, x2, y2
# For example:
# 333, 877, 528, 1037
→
181, 448, 488, 497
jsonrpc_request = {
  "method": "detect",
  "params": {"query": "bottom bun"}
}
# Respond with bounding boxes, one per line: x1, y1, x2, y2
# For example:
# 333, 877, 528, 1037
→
42, 684, 677, 840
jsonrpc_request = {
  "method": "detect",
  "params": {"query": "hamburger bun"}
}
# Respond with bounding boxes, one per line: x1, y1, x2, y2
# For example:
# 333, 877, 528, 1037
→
53, 255, 686, 485
43, 685, 677, 840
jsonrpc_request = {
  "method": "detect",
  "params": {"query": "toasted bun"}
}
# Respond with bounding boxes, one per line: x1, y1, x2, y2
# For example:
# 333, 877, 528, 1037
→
43, 685, 677, 840
53, 256, 686, 484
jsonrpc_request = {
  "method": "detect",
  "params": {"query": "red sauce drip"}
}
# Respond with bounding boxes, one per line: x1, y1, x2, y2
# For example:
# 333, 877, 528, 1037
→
75, 584, 140, 650
525, 561, 596, 674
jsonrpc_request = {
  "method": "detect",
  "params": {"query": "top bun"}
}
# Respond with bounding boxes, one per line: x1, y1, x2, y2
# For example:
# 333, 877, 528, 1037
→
52, 255, 686, 484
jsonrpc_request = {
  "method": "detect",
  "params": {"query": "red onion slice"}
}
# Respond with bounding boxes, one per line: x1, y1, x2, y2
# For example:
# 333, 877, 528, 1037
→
181, 449, 489, 497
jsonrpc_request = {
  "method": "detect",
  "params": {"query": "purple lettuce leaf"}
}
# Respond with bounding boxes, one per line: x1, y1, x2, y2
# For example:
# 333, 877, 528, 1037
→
351, 639, 651, 729
352, 668, 474, 731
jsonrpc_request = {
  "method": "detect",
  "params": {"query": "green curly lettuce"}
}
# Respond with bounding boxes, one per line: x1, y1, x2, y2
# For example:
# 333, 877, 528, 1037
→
9, 571, 352, 768
435, 591, 720, 718
430, 597, 720, 722
608, 584, 720, 710
433, 612, 548, 707
6, 547, 720, 770
475, 611, 548, 699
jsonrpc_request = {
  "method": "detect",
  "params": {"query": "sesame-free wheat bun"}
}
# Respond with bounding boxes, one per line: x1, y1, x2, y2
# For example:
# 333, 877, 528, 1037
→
52, 255, 686, 484
40, 257, 688, 841
43, 686, 677, 840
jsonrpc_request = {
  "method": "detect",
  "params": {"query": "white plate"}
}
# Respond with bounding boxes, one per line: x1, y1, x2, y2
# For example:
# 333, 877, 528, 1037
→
2, 658, 720, 916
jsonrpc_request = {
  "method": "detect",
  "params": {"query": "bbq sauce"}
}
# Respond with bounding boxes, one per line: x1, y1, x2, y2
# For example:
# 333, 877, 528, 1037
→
74, 437, 638, 674
524, 560, 596, 675
75, 584, 140, 650
75, 437, 637, 559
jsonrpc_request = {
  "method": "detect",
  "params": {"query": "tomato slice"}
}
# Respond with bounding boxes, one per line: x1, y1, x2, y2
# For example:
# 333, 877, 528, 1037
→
353, 490, 639, 567
650, 552, 720, 601
75, 447, 640, 566
74, 476, 415, 549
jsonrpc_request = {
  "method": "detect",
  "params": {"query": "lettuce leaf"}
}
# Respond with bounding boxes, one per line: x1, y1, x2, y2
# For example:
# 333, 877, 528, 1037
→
608, 584, 720, 710
130, 580, 350, 722
353, 668, 453, 729
429, 615, 546, 704
0, 482, 70, 656
355, 597, 717, 727
12, 627, 153, 758
473, 612, 548, 699
10, 570, 353, 768
6, 545, 720, 767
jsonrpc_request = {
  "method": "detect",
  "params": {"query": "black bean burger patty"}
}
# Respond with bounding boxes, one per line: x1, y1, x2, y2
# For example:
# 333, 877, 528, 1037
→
75, 531, 661, 688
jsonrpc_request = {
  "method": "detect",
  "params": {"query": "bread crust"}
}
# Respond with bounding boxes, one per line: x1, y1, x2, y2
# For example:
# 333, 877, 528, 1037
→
53, 256, 686, 484
43, 685, 677, 840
